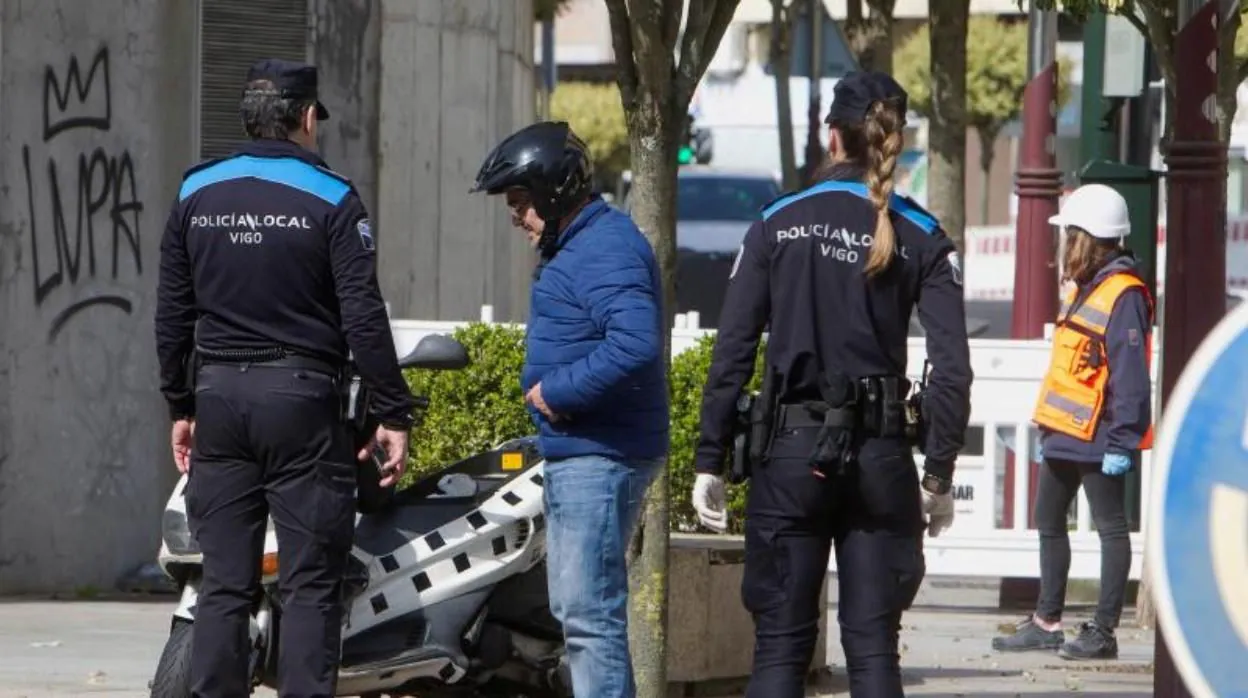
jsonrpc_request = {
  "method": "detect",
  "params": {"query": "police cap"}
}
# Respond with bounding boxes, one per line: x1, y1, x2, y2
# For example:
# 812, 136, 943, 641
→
824, 70, 908, 127
245, 58, 330, 121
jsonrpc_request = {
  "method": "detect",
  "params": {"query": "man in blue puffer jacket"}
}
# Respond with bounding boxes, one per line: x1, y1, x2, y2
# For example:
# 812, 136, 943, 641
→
471, 121, 669, 698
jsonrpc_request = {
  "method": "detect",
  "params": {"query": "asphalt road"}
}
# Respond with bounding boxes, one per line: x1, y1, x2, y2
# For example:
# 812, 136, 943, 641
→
0, 592, 1155, 697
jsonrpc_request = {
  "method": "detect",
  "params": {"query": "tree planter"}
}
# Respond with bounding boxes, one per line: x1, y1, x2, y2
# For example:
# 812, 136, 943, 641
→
666, 533, 829, 691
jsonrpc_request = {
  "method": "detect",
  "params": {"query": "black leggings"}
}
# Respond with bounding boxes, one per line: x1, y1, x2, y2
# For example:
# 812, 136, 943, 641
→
1034, 458, 1131, 629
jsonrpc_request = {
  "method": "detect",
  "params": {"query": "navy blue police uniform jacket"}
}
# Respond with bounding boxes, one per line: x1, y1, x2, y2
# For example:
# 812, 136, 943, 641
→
694, 164, 974, 480
154, 138, 414, 427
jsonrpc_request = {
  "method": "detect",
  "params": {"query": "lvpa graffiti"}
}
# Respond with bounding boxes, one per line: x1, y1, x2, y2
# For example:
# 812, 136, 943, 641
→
22, 45, 145, 343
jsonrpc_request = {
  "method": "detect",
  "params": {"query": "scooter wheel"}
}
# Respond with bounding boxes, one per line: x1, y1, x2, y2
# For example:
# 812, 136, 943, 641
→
150, 620, 193, 698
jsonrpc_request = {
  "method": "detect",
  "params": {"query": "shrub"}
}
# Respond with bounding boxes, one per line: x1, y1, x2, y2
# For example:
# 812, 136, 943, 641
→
400, 323, 769, 535
667, 334, 766, 535
400, 322, 533, 487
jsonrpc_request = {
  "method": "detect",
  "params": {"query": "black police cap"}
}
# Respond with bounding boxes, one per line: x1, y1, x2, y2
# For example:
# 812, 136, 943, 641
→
824, 71, 908, 127
245, 58, 329, 121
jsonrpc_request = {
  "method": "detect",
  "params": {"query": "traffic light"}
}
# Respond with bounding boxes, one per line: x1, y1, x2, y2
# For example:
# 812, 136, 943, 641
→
677, 145, 695, 164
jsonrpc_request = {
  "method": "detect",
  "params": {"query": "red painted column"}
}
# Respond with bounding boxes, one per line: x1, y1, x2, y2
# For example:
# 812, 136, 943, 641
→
1155, 1, 1226, 695
1011, 5, 1061, 339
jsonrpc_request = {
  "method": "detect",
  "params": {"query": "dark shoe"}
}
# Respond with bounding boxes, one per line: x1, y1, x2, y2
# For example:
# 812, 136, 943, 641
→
991, 616, 1064, 652
1058, 622, 1119, 660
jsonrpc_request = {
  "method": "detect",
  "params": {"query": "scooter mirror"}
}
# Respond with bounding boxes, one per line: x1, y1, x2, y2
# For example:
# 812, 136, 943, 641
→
398, 334, 471, 371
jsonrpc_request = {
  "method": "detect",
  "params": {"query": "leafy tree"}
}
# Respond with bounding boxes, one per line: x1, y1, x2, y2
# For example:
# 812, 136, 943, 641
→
603, 1, 740, 694
549, 82, 630, 190
896, 16, 1074, 226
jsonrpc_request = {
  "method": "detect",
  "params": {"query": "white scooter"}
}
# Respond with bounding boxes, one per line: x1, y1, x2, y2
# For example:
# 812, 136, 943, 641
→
149, 334, 569, 698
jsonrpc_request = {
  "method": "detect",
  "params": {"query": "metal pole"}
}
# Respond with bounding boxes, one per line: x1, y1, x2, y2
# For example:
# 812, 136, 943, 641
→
1010, 2, 1061, 339
1079, 11, 1115, 164
1155, 1, 1224, 692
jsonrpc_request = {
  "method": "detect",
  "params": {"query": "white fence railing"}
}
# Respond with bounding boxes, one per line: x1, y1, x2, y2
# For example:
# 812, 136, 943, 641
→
392, 306, 1156, 581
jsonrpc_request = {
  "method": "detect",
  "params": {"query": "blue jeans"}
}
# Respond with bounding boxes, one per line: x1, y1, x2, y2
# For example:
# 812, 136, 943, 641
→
543, 455, 661, 698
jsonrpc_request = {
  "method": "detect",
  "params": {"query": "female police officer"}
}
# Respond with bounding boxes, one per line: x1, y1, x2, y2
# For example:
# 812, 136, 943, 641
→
689, 71, 973, 698
991, 184, 1153, 661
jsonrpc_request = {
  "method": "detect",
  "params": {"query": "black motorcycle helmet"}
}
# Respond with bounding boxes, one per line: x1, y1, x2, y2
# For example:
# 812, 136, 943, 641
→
471, 121, 594, 255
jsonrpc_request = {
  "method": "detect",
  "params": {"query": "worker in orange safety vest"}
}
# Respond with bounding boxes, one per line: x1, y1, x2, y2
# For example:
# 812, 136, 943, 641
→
991, 183, 1155, 663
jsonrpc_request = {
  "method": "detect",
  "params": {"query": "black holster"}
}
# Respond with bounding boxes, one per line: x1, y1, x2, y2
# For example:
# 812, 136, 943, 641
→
806, 371, 860, 477
728, 392, 757, 484
904, 360, 932, 453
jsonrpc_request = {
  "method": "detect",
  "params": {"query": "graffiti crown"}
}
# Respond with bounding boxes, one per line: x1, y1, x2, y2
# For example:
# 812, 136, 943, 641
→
42, 46, 112, 141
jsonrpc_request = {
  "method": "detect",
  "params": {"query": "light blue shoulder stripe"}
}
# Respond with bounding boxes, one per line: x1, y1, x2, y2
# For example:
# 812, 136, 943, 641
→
761, 179, 940, 235
179, 155, 351, 204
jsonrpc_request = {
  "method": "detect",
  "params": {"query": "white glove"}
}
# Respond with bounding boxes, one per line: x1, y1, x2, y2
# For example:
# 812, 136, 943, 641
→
921, 488, 955, 537
691, 473, 728, 533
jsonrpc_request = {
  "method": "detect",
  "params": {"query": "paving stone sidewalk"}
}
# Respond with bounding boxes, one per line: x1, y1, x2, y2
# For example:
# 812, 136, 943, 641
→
0, 591, 1155, 697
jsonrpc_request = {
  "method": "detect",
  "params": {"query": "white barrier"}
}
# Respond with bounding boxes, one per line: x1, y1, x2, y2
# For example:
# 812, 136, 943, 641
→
392, 307, 1155, 581
963, 217, 1248, 300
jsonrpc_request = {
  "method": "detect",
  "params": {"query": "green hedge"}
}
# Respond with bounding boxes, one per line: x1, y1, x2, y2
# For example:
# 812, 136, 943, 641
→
399, 323, 767, 534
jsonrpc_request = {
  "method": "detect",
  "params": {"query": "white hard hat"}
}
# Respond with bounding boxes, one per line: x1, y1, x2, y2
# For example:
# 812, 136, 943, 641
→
1048, 183, 1131, 240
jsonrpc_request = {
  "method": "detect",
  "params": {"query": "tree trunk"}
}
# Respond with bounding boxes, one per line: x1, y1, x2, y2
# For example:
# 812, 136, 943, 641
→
771, 0, 799, 190
604, 4, 740, 693
976, 125, 998, 226
623, 99, 681, 696
926, 0, 970, 256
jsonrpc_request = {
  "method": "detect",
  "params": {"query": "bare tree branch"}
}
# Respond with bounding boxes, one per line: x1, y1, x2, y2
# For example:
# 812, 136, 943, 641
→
660, 0, 683, 56
604, 0, 639, 109
1119, 1, 1151, 42
674, 1, 714, 109
675, 0, 739, 111
626, 0, 676, 91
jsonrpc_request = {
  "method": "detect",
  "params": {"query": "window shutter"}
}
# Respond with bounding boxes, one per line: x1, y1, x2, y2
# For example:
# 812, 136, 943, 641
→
199, 0, 309, 160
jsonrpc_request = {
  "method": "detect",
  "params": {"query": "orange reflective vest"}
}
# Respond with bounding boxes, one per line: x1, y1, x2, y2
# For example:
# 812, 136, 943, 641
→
1032, 272, 1155, 450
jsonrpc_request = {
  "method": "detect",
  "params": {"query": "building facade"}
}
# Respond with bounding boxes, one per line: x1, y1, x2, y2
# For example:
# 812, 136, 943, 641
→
0, 0, 534, 593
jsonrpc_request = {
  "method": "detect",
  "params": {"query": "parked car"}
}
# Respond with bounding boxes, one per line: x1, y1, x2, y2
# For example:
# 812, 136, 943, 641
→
618, 166, 783, 326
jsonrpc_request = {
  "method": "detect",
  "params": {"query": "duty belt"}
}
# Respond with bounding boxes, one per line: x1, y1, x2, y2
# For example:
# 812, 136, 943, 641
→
196, 346, 341, 378
774, 375, 910, 435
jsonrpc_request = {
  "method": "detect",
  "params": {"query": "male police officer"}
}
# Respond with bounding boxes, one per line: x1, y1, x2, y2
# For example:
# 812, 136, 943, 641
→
690, 72, 972, 697
155, 59, 416, 698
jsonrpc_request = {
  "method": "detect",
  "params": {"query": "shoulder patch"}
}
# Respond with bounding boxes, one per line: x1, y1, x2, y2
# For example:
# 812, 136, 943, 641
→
946, 250, 963, 286
357, 218, 375, 251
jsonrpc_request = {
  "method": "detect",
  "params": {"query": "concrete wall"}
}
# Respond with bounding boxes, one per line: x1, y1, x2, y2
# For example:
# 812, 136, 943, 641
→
0, 0, 197, 592
376, 0, 537, 323
310, 0, 383, 218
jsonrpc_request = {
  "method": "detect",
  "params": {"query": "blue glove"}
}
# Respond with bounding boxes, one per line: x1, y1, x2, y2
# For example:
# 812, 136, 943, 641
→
1102, 452, 1132, 476
1035, 443, 1044, 463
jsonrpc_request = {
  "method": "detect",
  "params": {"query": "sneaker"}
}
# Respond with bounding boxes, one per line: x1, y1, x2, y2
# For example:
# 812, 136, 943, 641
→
1058, 621, 1119, 660
991, 616, 1064, 652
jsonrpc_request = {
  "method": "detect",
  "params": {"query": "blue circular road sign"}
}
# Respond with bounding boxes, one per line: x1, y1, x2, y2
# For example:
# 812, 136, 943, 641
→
1148, 302, 1248, 698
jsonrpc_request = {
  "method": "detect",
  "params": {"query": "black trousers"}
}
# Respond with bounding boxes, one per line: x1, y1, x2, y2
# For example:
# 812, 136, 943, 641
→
1034, 457, 1131, 630
742, 427, 925, 698
186, 362, 357, 698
